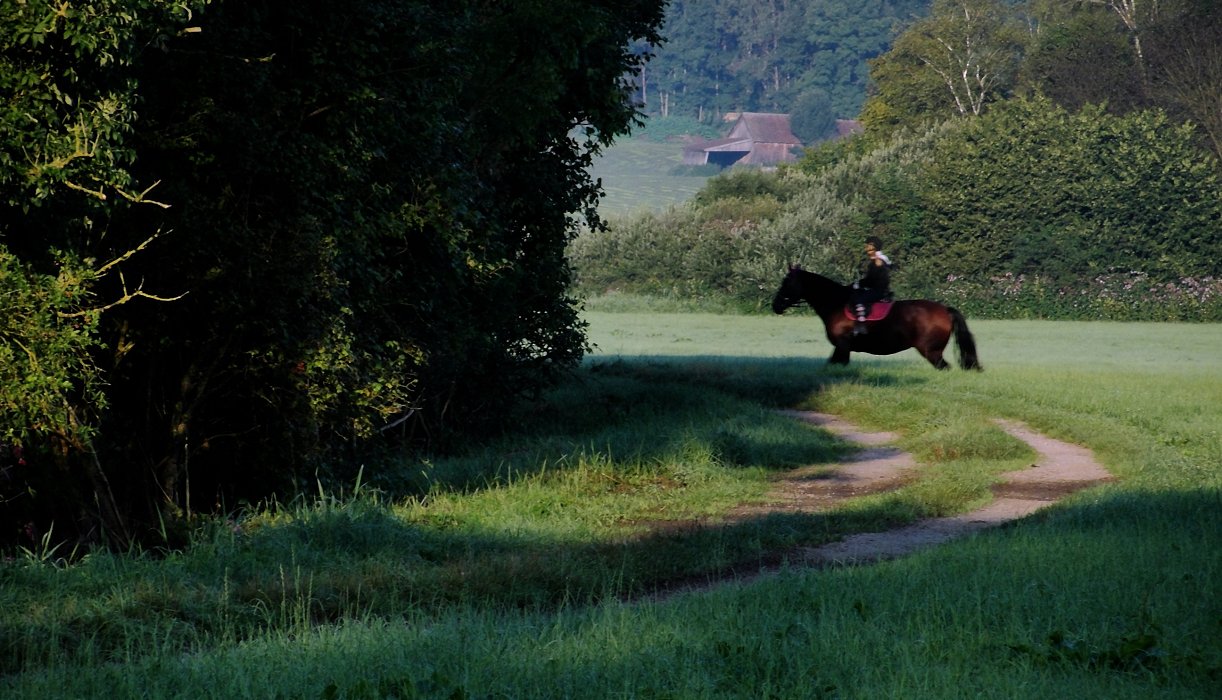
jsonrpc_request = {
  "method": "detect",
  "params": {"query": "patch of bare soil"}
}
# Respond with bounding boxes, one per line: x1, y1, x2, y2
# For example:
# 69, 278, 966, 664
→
638, 412, 1114, 602
728, 411, 917, 519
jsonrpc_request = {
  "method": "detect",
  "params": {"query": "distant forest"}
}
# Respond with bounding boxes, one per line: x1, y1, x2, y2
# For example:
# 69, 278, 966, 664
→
638, 0, 932, 139
640, 0, 1221, 158
574, 0, 1221, 320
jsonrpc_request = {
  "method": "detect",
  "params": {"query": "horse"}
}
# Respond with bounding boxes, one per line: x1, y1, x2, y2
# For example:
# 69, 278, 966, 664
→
771, 264, 982, 370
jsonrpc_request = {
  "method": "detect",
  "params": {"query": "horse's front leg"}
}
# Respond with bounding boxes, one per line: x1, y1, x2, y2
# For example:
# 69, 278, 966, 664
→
829, 345, 851, 365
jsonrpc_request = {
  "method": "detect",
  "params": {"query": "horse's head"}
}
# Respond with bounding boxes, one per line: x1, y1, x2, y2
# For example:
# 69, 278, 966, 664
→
771, 263, 806, 314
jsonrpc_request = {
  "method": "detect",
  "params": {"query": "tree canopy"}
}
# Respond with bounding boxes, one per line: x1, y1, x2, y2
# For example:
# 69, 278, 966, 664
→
1, 0, 665, 547
862, 0, 1222, 158
641, 0, 932, 131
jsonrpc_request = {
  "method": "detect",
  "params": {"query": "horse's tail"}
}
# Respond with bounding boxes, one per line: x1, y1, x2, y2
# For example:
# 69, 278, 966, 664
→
948, 306, 982, 371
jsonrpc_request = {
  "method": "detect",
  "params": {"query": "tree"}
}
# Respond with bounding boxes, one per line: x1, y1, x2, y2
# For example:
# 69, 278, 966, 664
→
1013, 0, 1221, 160
790, 89, 838, 143
1077, 0, 1159, 95
644, 0, 932, 124
1, 0, 209, 544
860, 0, 1027, 137
902, 0, 1026, 116
1, 0, 666, 548
1018, 5, 1146, 113
1145, 0, 1222, 159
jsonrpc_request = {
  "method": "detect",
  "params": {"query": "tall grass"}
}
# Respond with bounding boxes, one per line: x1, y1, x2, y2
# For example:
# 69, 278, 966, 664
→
3, 314, 1219, 698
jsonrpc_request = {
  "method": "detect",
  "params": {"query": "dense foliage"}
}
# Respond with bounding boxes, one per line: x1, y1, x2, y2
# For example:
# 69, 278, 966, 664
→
574, 0, 1221, 318
640, 0, 932, 131
0, 0, 665, 547
571, 97, 1222, 320
639, 0, 1221, 157
905, 99, 1219, 284
862, 0, 1222, 159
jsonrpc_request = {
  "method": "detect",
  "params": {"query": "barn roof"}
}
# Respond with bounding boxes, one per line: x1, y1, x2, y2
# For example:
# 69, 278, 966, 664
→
682, 112, 802, 167
730, 112, 802, 145
682, 137, 752, 154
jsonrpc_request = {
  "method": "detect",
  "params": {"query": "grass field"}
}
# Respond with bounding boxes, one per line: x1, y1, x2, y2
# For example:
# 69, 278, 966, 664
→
2, 312, 1219, 698
589, 136, 711, 218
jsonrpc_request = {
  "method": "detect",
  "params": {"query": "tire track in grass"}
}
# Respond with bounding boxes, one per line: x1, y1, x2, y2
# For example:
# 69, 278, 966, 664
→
639, 413, 1114, 601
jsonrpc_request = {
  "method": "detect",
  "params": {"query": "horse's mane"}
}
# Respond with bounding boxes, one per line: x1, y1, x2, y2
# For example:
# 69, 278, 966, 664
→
792, 266, 848, 292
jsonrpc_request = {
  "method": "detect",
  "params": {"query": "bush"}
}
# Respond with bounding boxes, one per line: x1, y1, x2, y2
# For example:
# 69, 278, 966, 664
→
694, 168, 807, 206
931, 272, 1222, 321
571, 207, 769, 304
908, 97, 1222, 286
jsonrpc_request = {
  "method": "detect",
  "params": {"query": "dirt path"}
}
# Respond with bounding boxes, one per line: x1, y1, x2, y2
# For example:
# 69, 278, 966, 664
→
640, 412, 1113, 601
795, 413, 1114, 565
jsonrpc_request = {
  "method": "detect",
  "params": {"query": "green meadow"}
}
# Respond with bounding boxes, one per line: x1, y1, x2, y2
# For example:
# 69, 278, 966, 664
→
2, 312, 1219, 698
589, 136, 711, 217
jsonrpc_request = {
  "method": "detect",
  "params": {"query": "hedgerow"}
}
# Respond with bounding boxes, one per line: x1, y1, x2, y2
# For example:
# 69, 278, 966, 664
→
571, 97, 1222, 321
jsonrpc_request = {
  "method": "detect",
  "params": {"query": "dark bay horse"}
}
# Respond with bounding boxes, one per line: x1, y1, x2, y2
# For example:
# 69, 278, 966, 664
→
772, 264, 981, 370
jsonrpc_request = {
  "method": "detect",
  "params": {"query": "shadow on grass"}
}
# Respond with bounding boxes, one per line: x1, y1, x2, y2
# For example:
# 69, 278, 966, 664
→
1, 355, 938, 674
8, 487, 1218, 695
249, 487, 1222, 692
585, 354, 927, 405
380, 355, 931, 496
0, 488, 922, 677
187, 484, 928, 616
221, 357, 937, 610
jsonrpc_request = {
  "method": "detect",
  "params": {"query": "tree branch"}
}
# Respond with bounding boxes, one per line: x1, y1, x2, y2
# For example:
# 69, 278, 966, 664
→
58, 230, 189, 318
58, 270, 187, 318
95, 229, 166, 277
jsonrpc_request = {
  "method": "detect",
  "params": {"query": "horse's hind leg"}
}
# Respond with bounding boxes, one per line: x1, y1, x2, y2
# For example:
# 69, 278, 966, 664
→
829, 346, 851, 365
920, 344, 950, 370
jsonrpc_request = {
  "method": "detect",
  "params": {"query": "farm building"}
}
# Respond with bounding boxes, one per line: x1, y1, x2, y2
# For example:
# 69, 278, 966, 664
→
682, 112, 802, 168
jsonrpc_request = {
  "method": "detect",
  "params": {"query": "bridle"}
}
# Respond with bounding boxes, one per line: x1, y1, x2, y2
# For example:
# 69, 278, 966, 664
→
772, 281, 808, 311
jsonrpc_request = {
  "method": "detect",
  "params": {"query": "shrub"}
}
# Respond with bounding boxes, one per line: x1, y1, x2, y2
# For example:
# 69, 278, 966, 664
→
930, 272, 1222, 321
908, 97, 1222, 286
694, 168, 806, 206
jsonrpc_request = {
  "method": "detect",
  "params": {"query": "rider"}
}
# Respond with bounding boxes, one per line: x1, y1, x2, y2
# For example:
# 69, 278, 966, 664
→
851, 235, 893, 335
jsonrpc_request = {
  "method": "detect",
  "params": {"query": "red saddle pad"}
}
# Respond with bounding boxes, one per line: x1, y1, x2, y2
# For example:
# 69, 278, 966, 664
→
843, 300, 893, 322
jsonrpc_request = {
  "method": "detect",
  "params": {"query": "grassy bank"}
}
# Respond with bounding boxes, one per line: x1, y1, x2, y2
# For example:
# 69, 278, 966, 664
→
3, 314, 1219, 698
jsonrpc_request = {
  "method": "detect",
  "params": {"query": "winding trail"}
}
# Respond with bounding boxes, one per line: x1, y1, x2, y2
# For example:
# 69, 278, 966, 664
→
640, 412, 1113, 601
791, 413, 1114, 566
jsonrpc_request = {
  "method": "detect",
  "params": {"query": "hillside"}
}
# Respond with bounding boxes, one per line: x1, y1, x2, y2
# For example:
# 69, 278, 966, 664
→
590, 135, 712, 218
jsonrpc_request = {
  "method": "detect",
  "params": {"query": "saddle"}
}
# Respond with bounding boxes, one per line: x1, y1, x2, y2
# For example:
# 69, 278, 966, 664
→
843, 300, 894, 322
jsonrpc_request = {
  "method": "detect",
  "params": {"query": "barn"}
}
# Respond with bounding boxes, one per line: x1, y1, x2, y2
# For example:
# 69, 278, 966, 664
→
682, 112, 803, 168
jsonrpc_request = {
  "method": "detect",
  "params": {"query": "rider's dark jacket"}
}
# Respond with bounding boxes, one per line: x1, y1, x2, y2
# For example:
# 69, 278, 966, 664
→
853, 255, 892, 305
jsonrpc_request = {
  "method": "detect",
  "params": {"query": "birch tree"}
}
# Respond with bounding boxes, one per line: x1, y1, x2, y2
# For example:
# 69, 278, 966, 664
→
1078, 0, 1156, 94
861, 0, 1024, 135
910, 0, 1026, 117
